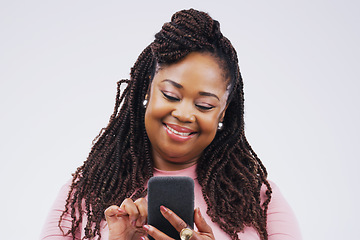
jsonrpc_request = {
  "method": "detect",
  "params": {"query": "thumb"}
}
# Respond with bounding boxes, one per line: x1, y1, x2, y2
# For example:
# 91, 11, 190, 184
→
194, 208, 213, 236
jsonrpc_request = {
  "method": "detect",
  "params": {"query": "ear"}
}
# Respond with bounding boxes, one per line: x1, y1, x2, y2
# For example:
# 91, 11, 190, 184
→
219, 104, 229, 122
145, 82, 151, 100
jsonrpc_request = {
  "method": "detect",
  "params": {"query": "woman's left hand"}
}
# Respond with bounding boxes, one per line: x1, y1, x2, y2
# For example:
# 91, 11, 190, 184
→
142, 206, 215, 240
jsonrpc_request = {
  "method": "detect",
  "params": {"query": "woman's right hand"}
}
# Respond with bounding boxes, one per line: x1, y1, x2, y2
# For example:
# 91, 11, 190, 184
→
104, 198, 148, 240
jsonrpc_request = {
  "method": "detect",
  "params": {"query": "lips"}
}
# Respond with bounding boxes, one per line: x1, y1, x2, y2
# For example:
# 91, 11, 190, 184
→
163, 123, 197, 142
165, 123, 195, 135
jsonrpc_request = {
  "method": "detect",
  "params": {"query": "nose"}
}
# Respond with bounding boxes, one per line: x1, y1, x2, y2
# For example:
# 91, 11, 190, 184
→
171, 101, 196, 123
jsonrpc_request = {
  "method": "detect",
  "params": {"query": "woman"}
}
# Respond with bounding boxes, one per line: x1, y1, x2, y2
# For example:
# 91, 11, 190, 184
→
41, 9, 301, 240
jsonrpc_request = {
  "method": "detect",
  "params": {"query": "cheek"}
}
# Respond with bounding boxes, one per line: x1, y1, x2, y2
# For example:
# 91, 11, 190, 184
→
145, 95, 170, 121
198, 114, 219, 134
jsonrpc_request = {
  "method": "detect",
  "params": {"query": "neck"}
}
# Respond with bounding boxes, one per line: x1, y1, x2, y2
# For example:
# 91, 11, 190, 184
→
152, 151, 198, 171
154, 160, 197, 171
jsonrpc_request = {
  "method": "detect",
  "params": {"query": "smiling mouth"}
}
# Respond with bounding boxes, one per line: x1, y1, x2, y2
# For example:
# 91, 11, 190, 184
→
164, 124, 196, 136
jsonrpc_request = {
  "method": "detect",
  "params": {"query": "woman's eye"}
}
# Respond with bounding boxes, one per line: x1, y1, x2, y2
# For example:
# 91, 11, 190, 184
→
196, 104, 215, 110
162, 91, 179, 101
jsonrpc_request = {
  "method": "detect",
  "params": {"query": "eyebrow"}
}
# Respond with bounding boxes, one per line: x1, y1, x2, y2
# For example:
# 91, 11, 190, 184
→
162, 79, 183, 89
162, 79, 220, 101
199, 91, 220, 101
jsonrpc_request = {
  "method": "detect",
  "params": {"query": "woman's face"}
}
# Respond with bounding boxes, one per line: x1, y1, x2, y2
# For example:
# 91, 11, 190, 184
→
144, 52, 229, 170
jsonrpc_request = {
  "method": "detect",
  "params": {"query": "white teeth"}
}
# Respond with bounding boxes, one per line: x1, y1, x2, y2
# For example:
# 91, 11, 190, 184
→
166, 125, 192, 136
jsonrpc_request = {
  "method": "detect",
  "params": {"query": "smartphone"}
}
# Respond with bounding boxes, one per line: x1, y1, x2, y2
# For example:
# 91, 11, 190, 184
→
147, 176, 194, 240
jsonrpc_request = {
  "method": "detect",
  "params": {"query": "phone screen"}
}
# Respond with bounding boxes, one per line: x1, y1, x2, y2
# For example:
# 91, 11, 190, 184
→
147, 176, 194, 240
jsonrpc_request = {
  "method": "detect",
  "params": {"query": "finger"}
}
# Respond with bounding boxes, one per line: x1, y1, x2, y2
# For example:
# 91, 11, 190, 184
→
104, 205, 127, 224
159, 206, 187, 232
134, 198, 148, 227
120, 198, 140, 226
194, 208, 213, 235
143, 224, 173, 240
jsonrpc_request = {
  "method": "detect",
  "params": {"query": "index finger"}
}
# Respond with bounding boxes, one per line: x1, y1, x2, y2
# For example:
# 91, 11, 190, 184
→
159, 206, 188, 232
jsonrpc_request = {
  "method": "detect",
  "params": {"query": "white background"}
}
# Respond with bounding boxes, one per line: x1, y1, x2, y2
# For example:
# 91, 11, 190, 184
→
1, 0, 359, 239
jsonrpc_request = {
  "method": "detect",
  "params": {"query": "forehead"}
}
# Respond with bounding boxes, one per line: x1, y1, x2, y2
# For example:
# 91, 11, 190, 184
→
153, 52, 229, 93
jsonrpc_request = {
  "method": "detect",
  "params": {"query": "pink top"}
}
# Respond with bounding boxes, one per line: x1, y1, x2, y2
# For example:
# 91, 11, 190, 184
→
40, 165, 302, 239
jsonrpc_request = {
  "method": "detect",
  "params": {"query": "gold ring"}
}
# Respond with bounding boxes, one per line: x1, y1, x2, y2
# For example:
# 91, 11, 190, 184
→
180, 227, 193, 240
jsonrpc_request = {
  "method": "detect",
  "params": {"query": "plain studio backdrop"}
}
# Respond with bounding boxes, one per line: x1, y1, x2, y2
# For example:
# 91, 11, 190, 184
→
1, 0, 359, 239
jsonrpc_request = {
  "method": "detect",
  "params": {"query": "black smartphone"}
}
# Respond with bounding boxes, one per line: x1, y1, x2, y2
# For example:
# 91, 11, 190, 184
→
147, 176, 194, 240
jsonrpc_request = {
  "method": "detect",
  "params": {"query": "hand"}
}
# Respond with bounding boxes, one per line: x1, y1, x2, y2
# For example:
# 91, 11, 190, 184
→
104, 198, 148, 240
143, 206, 215, 240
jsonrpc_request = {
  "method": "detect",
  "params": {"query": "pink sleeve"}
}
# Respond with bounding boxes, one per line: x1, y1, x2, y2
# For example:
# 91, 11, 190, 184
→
263, 181, 302, 240
40, 180, 81, 240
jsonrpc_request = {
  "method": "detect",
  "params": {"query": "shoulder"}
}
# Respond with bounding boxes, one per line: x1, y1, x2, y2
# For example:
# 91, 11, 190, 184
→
58, 178, 73, 195
40, 179, 80, 240
260, 179, 294, 214
260, 180, 303, 240
260, 180, 283, 203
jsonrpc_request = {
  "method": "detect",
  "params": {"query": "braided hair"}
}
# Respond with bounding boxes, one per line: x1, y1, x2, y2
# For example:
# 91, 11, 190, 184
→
59, 8, 272, 240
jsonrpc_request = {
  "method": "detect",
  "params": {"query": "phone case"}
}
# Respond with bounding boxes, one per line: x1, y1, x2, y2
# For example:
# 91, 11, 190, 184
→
147, 176, 194, 240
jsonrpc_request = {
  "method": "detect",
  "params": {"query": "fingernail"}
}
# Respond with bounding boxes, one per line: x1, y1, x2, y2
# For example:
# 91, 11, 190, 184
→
197, 207, 202, 218
160, 205, 168, 213
141, 237, 146, 240
143, 224, 150, 231
197, 207, 205, 220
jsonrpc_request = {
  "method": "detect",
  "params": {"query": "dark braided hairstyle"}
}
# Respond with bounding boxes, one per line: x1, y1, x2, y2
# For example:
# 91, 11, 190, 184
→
59, 8, 272, 240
